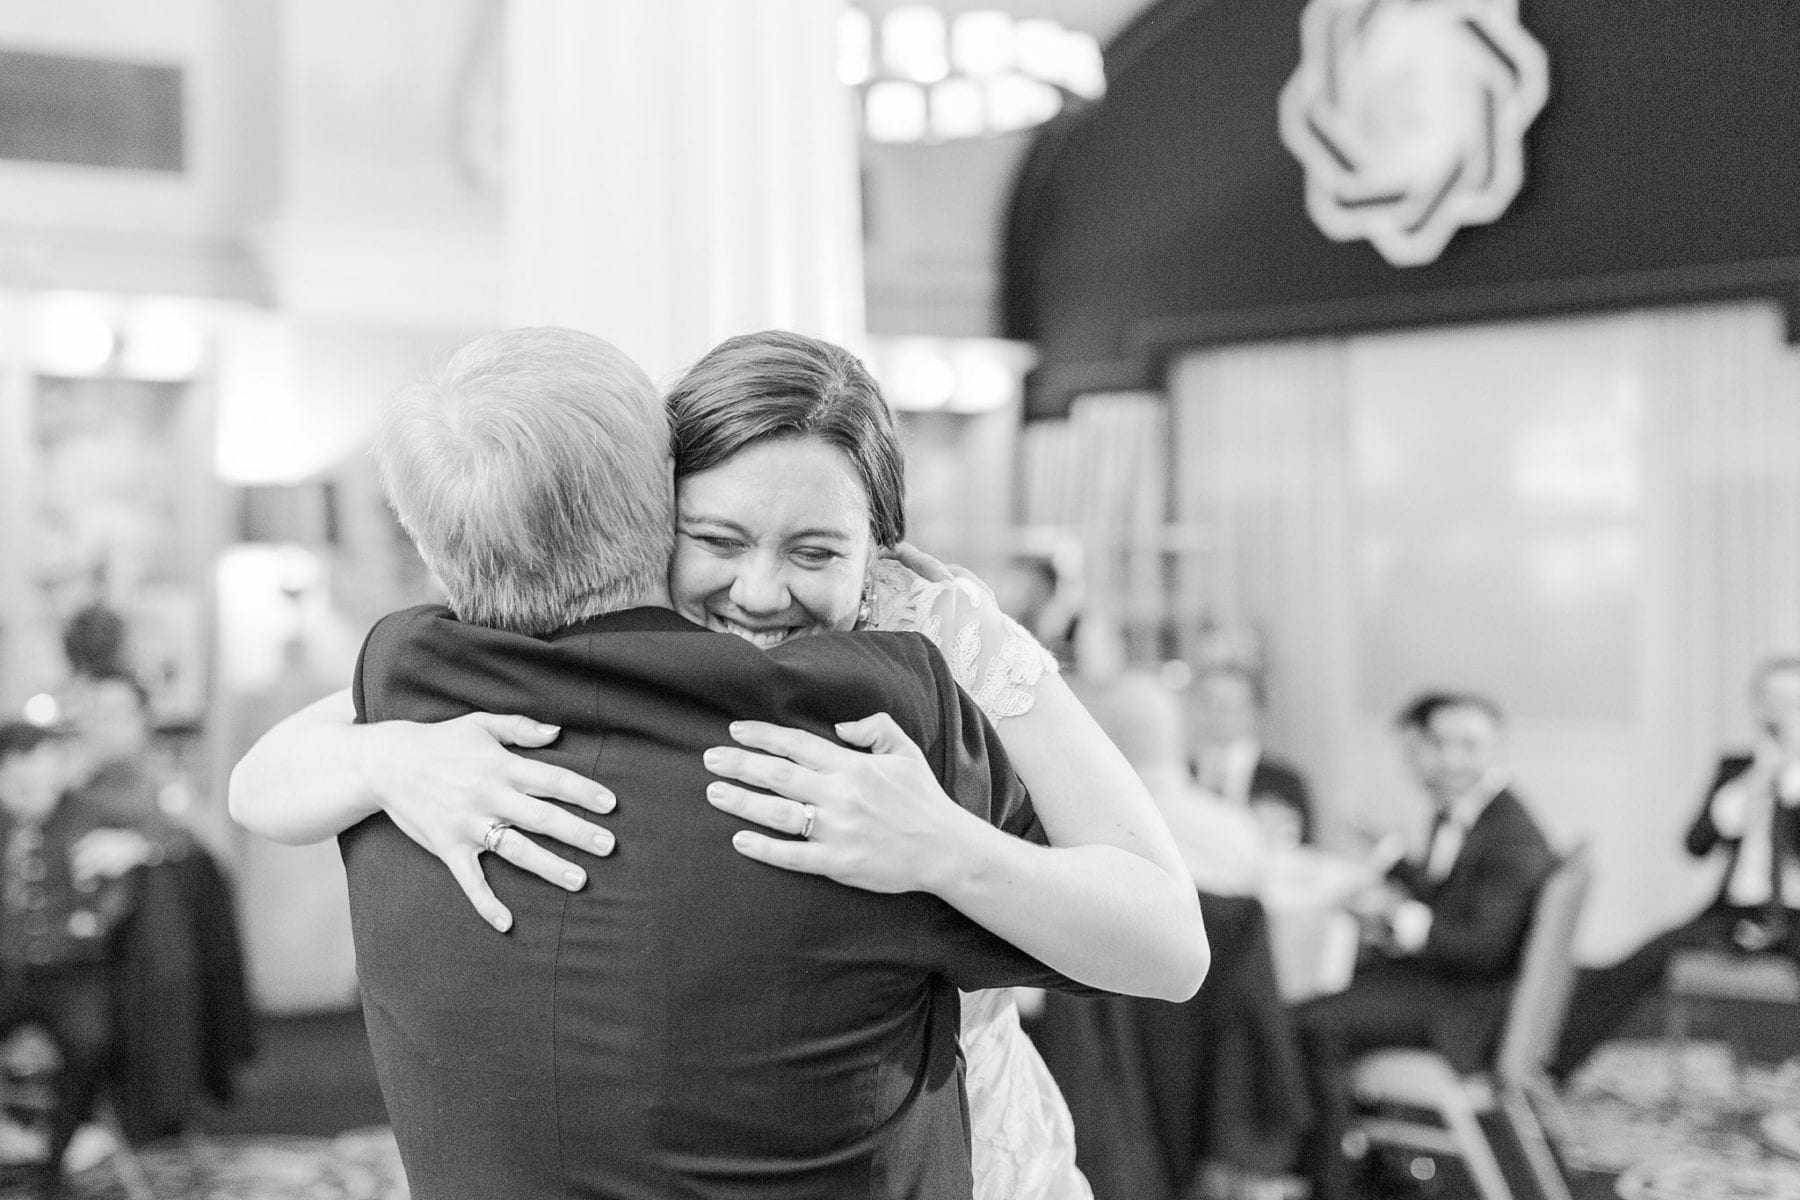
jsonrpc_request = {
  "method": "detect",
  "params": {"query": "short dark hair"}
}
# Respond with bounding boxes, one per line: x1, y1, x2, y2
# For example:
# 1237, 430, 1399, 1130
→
62, 604, 128, 678
667, 330, 906, 547
1396, 690, 1504, 731
0, 721, 61, 764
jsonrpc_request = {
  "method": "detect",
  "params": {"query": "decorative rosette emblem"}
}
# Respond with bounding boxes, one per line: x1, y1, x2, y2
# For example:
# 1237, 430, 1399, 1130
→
1278, 0, 1549, 267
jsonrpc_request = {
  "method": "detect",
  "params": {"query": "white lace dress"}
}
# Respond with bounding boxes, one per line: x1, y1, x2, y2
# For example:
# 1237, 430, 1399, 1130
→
868, 561, 1093, 1200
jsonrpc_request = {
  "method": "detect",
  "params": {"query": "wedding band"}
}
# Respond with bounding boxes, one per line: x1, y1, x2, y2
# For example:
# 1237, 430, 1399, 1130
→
481, 820, 513, 855
798, 803, 816, 840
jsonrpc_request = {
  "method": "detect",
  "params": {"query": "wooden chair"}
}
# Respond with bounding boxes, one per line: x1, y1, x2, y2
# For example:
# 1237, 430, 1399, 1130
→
1348, 843, 1591, 1200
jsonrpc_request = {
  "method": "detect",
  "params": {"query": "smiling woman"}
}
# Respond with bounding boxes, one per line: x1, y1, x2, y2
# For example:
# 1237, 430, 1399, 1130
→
665, 328, 908, 646
673, 437, 877, 647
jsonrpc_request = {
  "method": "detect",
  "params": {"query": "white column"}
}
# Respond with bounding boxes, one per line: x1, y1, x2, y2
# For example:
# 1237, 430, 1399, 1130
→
505, 0, 865, 384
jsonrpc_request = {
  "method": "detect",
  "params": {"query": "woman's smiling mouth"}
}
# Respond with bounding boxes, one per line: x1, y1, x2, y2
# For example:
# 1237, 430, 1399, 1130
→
709, 615, 801, 649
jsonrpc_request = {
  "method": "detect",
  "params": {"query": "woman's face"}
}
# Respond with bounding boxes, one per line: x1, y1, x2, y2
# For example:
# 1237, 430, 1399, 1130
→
670, 435, 878, 648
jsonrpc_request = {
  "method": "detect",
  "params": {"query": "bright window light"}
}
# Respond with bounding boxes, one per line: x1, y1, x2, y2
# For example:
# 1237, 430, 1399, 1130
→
31, 293, 116, 377
883, 6, 950, 83
865, 79, 929, 142
951, 10, 1014, 77
838, 8, 873, 86
988, 73, 1062, 133
929, 77, 987, 141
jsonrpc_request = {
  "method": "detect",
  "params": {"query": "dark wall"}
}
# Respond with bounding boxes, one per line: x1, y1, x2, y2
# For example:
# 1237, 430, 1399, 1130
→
1002, 0, 1800, 418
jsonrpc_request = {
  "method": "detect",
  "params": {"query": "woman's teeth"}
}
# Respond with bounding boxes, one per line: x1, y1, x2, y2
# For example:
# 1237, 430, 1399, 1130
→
718, 619, 791, 648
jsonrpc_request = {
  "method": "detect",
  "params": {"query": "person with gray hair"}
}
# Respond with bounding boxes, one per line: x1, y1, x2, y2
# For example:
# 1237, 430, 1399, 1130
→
233, 326, 1205, 1199
373, 325, 676, 635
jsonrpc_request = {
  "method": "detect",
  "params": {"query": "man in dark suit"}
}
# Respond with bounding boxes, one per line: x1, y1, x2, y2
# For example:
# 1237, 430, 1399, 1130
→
1294, 692, 1555, 1200
337, 328, 1090, 1199
1554, 656, 1800, 1079
1189, 664, 1314, 846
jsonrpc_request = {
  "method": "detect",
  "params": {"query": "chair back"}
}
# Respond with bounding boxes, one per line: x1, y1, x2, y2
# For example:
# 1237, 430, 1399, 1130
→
1492, 842, 1591, 1083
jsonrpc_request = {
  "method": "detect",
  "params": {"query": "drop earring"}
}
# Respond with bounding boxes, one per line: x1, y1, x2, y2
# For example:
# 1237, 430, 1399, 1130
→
857, 576, 874, 627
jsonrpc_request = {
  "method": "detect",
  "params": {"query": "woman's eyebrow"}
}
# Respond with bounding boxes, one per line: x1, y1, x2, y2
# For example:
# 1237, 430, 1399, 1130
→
785, 526, 855, 543
676, 510, 746, 530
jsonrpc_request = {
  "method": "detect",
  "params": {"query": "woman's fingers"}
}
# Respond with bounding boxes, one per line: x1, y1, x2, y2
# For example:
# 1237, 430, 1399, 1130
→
443, 849, 513, 933
484, 823, 590, 893
892, 542, 954, 582
703, 745, 830, 803
464, 712, 564, 748
706, 781, 812, 835
723, 721, 848, 773
833, 713, 926, 761
728, 830, 833, 875
460, 713, 615, 813
505, 795, 618, 858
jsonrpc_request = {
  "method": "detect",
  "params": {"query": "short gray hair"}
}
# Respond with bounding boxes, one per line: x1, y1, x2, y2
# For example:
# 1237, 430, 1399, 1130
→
373, 327, 674, 634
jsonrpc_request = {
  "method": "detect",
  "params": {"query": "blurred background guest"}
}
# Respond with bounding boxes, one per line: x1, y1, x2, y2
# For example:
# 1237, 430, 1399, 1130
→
1189, 663, 1314, 850
1294, 692, 1555, 1200
1040, 651, 1311, 1200
0, 722, 166, 1197
1554, 655, 1800, 1081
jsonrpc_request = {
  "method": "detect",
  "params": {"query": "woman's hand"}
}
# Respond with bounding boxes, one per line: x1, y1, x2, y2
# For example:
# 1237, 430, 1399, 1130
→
701, 714, 981, 895
359, 713, 619, 932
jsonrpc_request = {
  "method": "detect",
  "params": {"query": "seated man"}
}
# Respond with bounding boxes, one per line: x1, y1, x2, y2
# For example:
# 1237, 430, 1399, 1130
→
0, 722, 169, 1199
1294, 692, 1555, 1200
1188, 663, 1315, 848
1555, 655, 1800, 1079
331, 328, 1099, 1199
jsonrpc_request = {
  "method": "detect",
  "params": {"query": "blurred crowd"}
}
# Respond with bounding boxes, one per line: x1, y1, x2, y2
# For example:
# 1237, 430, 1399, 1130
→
0, 604, 252, 1198
1011, 568, 1800, 1200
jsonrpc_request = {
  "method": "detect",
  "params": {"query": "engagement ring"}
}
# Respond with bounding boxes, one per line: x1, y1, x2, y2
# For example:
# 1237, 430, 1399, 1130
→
482, 819, 514, 855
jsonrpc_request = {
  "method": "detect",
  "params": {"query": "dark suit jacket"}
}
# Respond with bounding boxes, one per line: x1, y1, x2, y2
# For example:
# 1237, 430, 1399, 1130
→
1685, 754, 1800, 911
343, 605, 1086, 1200
1248, 755, 1314, 845
1384, 788, 1556, 1067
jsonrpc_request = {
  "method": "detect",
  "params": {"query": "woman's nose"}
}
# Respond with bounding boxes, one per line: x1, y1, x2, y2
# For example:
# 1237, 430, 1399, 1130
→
728, 556, 788, 615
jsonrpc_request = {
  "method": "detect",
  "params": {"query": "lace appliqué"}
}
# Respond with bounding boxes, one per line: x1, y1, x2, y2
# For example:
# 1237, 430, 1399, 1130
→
960, 989, 1092, 1200
866, 559, 1058, 723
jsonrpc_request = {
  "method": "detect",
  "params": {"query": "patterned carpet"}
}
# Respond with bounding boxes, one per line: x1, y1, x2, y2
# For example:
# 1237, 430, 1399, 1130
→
1560, 1039, 1800, 1200
4, 1038, 1796, 1199
9, 1128, 405, 1200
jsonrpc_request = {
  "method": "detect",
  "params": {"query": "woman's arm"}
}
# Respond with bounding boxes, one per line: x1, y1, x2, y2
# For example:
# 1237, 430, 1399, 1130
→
707, 700, 1205, 1000
228, 689, 617, 931
705, 552, 1208, 1001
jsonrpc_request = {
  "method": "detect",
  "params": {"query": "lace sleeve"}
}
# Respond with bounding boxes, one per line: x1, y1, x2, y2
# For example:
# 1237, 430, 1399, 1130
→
865, 558, 1059, 723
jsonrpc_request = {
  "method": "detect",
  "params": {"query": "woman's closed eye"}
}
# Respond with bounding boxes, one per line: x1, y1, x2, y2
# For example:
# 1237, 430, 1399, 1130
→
790, 546, 844, 567
683, 530, 745, 554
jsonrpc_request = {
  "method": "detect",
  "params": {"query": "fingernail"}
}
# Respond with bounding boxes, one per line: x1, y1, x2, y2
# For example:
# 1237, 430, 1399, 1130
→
563, 869, 585, 890
703, 748, 725, 769
491, 912, 512, 932
732, 831, 753, 848
727, 721, 746, 736
536, 723, 560, 736
594, 788, 615, 813
706, 782, 727, 802
594, 832, 615, 855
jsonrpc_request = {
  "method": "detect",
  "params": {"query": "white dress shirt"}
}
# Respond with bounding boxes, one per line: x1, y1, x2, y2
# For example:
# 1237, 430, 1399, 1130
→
1710, 760, 1800, 908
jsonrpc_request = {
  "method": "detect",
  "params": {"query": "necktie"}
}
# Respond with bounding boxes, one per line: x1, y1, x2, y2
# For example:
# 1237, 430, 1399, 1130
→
1420, 807, 1451, 878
